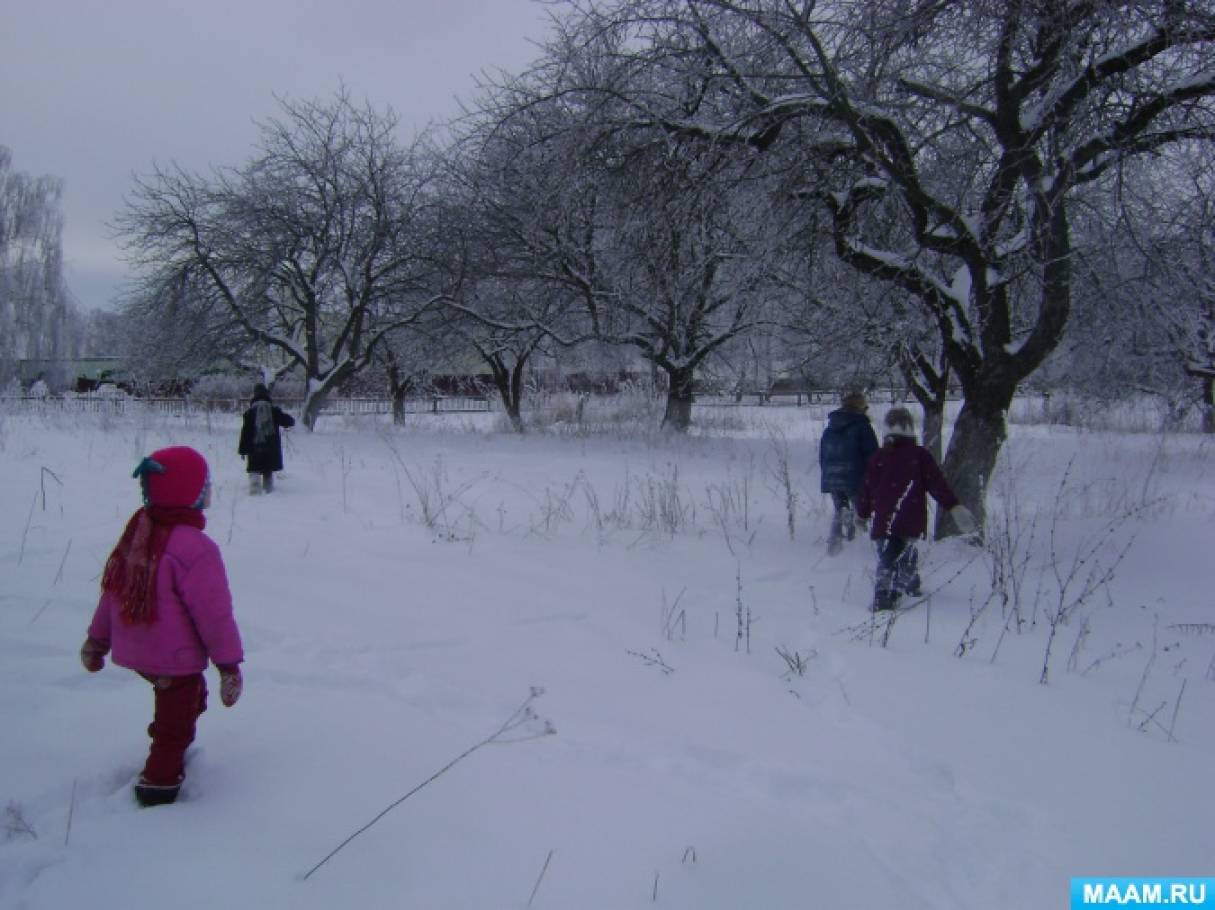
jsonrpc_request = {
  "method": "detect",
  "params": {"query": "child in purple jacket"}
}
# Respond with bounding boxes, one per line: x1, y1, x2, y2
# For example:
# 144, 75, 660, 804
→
80, 446, 245, 806
857, 408, 976, 612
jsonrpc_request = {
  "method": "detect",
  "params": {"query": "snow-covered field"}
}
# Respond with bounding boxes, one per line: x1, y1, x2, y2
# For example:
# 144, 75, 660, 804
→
2, 403, 1212, 909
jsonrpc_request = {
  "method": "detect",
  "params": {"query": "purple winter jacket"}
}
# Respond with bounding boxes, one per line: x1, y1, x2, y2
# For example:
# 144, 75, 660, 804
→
856, 436, 959, 540
88, 525, 244, 675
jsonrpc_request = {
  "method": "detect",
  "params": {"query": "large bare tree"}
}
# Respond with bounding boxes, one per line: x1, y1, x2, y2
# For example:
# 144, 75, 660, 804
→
466, 50, 797, 431
596, 139, 791, 429
546, 0, 1215, 525
117, 89, 449, 427
433, 101, 582, 432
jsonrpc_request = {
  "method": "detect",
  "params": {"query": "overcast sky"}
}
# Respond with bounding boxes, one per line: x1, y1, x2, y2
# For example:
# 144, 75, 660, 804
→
1, 0, 554, 311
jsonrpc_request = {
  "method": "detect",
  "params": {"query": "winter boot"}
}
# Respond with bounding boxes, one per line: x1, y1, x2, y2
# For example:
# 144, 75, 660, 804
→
872, 547, 900, 612
248, 474, 261, 495
261, 472, 274, 493
134, 774, 183, 807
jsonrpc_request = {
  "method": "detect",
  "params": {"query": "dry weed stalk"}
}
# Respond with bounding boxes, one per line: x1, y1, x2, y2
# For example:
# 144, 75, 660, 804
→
303, 689, 554, 881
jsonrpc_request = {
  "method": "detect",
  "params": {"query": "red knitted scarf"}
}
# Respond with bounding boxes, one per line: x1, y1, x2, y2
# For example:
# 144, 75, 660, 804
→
100, 506, 206, 624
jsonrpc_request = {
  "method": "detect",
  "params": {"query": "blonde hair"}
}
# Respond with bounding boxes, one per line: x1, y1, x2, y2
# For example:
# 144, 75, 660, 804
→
840, 389, 868, 411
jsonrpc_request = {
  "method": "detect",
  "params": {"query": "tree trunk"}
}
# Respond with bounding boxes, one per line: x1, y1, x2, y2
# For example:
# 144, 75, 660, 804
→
503, 401, 525, 432
383, 354, 424, 426
935, 394, 1010, 538
1202, 374, 1215, 435
661, 365, 694, 431
387, 366, 410, 426
496, 375, 525, 433
488, 352, 528, 434
901, 349, 950, 463
300, 365, 354, 430
921, 402, 945, 464
301, 385, 327, 431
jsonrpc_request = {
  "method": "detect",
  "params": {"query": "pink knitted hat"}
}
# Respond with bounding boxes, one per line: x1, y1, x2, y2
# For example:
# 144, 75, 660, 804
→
138, 446, 209, 508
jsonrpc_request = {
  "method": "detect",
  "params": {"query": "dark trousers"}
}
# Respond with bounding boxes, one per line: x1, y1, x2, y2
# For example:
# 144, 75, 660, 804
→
828, 491, 857, 543
139, 673, 207, 785
873, 537, 921, 609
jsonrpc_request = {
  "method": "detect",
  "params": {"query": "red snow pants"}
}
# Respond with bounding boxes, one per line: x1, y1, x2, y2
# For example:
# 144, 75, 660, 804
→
139, 673, 208, 785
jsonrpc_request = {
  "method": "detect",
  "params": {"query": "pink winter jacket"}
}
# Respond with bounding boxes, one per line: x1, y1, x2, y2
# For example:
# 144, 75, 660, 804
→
88, 525, 244, 675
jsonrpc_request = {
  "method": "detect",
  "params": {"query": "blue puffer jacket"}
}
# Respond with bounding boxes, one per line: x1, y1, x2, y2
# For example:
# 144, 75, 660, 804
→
819, 408, 879, 494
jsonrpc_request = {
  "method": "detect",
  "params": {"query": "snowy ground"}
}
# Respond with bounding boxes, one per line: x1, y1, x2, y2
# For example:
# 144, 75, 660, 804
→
1, 403, 1212, 909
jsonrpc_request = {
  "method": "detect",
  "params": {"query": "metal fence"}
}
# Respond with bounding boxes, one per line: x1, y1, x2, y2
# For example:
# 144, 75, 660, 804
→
697, 392, 832, 407
695, 388, 950, 407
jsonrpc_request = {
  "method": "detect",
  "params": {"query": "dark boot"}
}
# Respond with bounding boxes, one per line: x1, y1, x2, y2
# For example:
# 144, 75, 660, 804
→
134, 774, 183, 807
871, 590, 899, 612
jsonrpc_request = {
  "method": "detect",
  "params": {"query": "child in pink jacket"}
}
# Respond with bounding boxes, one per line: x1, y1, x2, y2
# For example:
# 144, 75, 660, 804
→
80, 446, 245, 806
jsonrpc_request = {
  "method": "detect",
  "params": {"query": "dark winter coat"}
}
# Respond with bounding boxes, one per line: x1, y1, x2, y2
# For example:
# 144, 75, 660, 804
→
238, 393, 295, 474
857, 436, 959, 540
819, 408, 879, 495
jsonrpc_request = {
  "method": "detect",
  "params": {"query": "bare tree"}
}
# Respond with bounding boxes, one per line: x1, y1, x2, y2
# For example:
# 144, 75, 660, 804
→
462, 36, 801, 431
597, 139, 791, 430
1045, 147, 1215, 432
433, 104, 579, 432
116, 265, 255, 385
451, 281, 556, 433
0, 146, 79, 386
370, 318, 465, 425
116, 89, 451, 427
1129, 150, 1215, 432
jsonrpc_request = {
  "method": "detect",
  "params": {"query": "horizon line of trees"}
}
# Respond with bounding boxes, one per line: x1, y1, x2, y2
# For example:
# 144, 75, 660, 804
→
7, 2, 1215, 533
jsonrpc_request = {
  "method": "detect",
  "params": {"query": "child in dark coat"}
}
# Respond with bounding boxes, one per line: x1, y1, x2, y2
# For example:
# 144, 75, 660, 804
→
80, 446, 245, 806
238, 383, 295, 494
819, 389, 880, 554
856, 408, 976, 611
